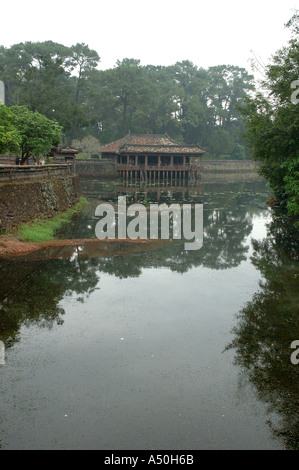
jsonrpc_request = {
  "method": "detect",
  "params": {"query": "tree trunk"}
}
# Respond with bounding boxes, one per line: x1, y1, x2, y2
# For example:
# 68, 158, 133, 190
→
21, 151, 30, 165
122, 93, 128, 135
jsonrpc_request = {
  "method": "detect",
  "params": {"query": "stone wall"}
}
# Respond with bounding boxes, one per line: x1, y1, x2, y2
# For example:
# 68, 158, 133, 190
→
0, 174, 81, 233
73, 158, 258, 179
0, 164, 73, 181
202, 159, 258, 173
74, 158, 117, 178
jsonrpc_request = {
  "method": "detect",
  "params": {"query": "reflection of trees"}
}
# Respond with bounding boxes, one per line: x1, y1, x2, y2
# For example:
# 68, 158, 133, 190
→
227, 215, 299, 450
94, 206, 251, 278
0, 254, 100, 348
0, 180, 270, 348
92, 181, 270, 277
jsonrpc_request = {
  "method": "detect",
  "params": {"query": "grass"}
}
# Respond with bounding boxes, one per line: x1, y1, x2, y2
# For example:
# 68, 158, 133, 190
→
16, 197, 88, 243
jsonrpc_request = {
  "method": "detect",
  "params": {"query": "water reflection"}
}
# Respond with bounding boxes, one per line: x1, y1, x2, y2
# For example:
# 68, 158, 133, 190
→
3, 178, 298, 449
72, 180, 270, 274
0, 180, 269, 350
226, 214, 299, 449
0, 255, 100, 347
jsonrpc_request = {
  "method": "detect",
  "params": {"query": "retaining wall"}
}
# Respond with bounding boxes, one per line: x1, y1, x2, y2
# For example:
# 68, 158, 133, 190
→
0, 155, 258, 179
0, 174, 81, 233
74, 158, 258, 179
202, 160, 258, 173
74, 158, 117, 178
0, 164, 73, 182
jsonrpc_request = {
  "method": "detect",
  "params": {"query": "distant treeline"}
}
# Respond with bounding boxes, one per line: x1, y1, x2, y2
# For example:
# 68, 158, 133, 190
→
0, 41, 255, 158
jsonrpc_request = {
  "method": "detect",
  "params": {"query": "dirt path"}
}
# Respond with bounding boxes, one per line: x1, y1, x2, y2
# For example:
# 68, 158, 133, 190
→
0, 236, 166, 259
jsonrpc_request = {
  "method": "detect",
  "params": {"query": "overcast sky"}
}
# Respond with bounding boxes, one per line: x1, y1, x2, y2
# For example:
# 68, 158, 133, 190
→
1, 0, 297, 74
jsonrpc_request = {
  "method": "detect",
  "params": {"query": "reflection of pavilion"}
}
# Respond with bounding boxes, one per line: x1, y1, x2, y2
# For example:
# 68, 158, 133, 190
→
100, 134, 205, 182
115, 184, 202, 203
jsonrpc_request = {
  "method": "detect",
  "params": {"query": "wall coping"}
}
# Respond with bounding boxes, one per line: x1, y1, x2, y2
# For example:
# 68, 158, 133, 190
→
0, 164, 73, 182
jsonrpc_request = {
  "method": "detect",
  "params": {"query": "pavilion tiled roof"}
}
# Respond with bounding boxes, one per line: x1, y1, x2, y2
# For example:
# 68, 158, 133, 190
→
99, 135, 130, 154
100, 134, 205, 155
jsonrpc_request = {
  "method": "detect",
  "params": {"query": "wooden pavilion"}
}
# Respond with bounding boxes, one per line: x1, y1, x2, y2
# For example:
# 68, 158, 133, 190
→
100, 134, 205, 182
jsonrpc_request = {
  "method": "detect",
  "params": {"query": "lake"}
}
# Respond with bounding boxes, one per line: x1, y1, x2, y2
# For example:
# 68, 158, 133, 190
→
0, 177, 298, 450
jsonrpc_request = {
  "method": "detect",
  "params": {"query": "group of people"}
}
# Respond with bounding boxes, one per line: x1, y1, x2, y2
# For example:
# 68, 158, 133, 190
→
15, 156, 45, 165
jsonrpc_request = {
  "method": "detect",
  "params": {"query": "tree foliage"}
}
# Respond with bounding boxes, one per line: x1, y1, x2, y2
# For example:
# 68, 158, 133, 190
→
0, 41, 255, 156
0, 104, 63, 164
0, 41, 100, 141
240, 11, 299, 221
71, 135, 101, 155
0, 105, 21, 153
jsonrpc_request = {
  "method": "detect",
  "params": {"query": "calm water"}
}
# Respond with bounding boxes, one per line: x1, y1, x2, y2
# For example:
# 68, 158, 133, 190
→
0, 178, 298, 450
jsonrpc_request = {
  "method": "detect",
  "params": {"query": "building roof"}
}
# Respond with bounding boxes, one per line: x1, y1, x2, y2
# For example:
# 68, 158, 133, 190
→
100, 134, 205, 156
59, 147, 79, 155
52, 146, 79, 155
99, 135, 130, 154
